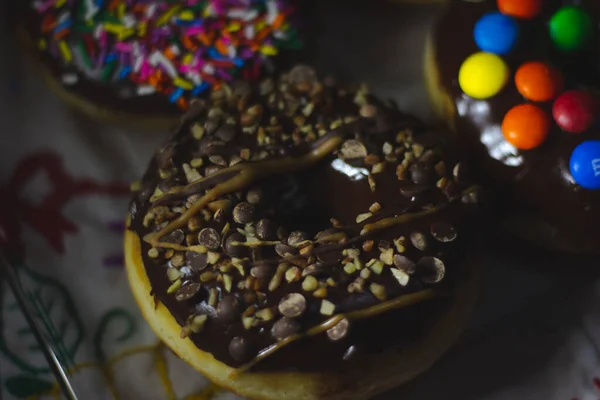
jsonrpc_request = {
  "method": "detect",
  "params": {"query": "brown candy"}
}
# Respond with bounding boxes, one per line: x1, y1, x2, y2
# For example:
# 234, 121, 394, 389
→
198, 228, 221, 250
287, 231, 308, 248
223, 231, 247, 258
417, 257, 446, 283
250, 265, 274, 279
215, 124, 237, 143
256, 218, 277, 240
161, 229, 185, 245
233, 202, 255, 224
410, 231, 428, 251
217, 295, 240, 323
430, 222, 458, 243
272, 317, 301, 340
393, 254, 416, 275
186, 251, 208, 272
174, 282, 201, 302
326, 318, 350, 341
278, 293, 306, 318
229, 336, 254, 363
410, 161, 435, 185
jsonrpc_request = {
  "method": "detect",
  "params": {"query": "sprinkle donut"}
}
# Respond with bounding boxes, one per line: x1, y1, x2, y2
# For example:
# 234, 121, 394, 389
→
125, 66, 481, 400
426, 0, 600, 253
20, 0, 302, 126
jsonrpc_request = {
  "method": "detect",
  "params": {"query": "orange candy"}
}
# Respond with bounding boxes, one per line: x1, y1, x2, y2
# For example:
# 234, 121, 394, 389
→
502, 104, 550, 150
497, 0, 542, 19
515, 62, 564, 102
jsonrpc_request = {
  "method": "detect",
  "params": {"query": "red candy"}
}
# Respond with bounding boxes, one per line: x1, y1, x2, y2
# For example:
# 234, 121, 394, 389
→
514, 62, 563, 102
552, 90, 595, 133
497, 0, 542, 19
502, 104, 550, 150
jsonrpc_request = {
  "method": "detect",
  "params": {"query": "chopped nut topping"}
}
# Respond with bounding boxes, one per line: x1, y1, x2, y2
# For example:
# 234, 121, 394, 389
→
167, 279, 182, 294
369, 202, 382, 214
313, 287, 328, 298
391, 268, 410, 286
302, 276, 318, 292
339, 140, 368, 160
360, 268, 372, 280
344, 262, 357, 275
379, 248, 394, 266
148, 248, 159, 259
166, 268, 182, 282
171, 253, 185, 268
393, 237, 407, 253
268, 263, 287, 292
255, 308, 274, 321
362, 240, 374, 252
372, 162, 385, 174
285, 266, 302, 283
370, 260, 385, 275
356, 212, 373, 224
272, 317, 300, 340
223, 274, 233, 292
320, 299, 336, 316
359, 104, 377, 118
370, 283, 387, 301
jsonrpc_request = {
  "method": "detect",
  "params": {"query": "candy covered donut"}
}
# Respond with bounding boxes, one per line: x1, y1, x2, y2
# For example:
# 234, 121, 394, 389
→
425, 0, 600, 253
20, 0, 301, 126
125, 66, 481, 400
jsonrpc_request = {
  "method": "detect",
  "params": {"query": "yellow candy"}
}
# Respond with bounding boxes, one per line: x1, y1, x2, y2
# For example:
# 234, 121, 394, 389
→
458, 52, 509, 100
174, 78, 193, 90
58, 40, 72, 63
260, 45, 278, 56
179, 10, 194, 20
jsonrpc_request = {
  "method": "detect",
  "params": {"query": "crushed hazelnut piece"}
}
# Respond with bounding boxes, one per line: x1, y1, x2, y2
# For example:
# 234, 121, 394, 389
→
207, 251, 221, 264
200, 271, 218, 282
223, 274, 233, 292
356, 212, 373, 224
368, 175, 376, 192
360, 268, 372, 280
167, 268, 182, 282
372, 162, 385, 174
171, 253, 185, 268
391, 268, 410, 286
189, 314, 208, 333
167, 279, 182, 294
285, 266, 302, 283
148, 248, 159, 259
208, 288, 218, 307
363, 240, 374, 252
371, 202, 385, 217
190, 158, 204, 168
344, 262, 357, 275
255, 308, 274, 321
320, 300, 336, 316
370, 260, 384, 275
393, 237, 407, 253
380, 248, 394, 266
370, 283, 387, 301
302, 276, 318, 292
326, 278, 338, 287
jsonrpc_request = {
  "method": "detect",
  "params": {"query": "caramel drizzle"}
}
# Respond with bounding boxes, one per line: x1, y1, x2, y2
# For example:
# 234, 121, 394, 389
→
231, 288, 439, 376
145, 130, 347, 248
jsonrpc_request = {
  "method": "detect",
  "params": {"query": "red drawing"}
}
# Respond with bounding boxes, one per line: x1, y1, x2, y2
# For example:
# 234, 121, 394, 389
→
0, 151, 130, 257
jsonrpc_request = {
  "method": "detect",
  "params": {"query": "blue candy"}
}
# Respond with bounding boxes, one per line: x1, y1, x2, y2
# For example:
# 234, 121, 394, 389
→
474, 12, 519, 55
570, 140, 600, 190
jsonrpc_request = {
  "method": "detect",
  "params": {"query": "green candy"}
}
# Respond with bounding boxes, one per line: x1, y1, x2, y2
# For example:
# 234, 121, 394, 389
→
549, 6, 594, 52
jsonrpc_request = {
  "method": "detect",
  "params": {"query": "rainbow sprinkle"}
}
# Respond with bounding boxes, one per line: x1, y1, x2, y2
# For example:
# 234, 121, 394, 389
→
32, 0, 301, 110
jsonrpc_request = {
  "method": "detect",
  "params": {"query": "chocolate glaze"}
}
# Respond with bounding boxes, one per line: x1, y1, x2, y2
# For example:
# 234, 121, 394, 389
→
19, 1, 313, 119
128, 66, 479, 373
433, 0, 600, 250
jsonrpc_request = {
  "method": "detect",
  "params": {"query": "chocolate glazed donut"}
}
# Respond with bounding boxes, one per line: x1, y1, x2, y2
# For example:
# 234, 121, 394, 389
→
125, 66, 481, 400
426, 0, 600, 253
